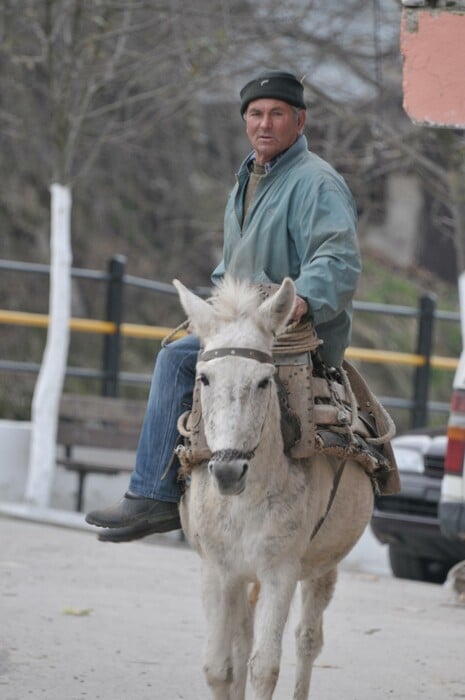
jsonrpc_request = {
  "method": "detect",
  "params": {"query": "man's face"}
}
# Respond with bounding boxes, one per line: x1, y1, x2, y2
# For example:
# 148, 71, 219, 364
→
244, 98, 306, 165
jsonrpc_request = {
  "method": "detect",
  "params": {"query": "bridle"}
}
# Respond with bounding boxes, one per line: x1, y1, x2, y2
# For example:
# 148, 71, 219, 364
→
198, 344, 349, 541
198, 347, 273, 364
198, 346, 273, 464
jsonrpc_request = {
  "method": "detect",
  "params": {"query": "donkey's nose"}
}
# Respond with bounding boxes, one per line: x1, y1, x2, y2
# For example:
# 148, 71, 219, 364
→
208, 459, 249, 495
208, 460, 248, 476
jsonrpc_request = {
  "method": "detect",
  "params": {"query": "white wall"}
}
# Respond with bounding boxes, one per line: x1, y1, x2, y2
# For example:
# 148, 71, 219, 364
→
0, 419, 133, 513
0, 420, 32, 501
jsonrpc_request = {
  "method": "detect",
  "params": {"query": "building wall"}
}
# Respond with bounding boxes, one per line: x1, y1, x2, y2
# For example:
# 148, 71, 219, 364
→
401, 7, 465, 128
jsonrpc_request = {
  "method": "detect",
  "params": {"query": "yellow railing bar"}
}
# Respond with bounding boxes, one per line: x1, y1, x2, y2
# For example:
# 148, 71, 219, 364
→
346, 346, 424, 366
430, 356, 459, 371
0, 309, 458, 371
346, 347, 458, 371
0, 310, 50, 329
0, 310, 117, 334
72, 318, 116, 333
121, 322, 186, 341
0, 309, 187, 340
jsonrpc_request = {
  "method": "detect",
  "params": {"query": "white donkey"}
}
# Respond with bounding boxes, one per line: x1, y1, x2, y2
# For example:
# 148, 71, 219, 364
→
173, 276, 374, 700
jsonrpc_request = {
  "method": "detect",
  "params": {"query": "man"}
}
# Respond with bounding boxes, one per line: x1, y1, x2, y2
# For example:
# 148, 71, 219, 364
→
86, 70, 361, 542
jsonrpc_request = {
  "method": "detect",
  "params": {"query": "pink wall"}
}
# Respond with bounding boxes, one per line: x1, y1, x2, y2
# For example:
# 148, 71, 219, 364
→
401, 9, 465, 128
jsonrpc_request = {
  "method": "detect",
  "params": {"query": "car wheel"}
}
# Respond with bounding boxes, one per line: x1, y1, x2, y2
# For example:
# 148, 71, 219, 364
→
388, 545, 452, 584
389, 545, 426, 581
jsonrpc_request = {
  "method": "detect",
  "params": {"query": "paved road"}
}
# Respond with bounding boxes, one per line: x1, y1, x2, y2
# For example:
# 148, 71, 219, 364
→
1, 516, 464, 700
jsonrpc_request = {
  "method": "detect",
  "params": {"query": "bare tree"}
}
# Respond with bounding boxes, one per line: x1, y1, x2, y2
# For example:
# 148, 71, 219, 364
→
0, 0, 238, 506
2, 0, 463, 444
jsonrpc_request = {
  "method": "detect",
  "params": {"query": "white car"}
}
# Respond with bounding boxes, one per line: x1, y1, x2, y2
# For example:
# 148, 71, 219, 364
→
440, 272, 465, 542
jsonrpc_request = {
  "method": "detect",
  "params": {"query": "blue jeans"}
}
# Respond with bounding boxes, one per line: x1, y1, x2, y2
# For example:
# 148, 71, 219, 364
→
129, 334, 200, 502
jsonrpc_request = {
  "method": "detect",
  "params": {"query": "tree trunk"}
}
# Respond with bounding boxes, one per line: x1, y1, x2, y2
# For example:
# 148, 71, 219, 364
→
449, 167, 465, 279
437, 131, 465, 278
25, 184, 72, 508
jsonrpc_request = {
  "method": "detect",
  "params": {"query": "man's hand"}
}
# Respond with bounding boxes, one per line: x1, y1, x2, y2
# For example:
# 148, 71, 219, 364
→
291, 295, 309, 322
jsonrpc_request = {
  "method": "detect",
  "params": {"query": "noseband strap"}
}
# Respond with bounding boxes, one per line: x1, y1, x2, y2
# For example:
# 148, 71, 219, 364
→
210, 448, 256, 462
199, 347, 273, 364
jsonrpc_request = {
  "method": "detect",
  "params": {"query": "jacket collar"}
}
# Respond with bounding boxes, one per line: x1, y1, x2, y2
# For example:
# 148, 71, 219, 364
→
237, 134, 308, 184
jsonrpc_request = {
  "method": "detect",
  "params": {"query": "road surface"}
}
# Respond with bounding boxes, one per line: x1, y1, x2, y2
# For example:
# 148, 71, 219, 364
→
1, 516, 464, 700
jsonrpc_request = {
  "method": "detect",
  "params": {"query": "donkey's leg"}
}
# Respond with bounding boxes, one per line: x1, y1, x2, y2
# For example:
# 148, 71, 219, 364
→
248, 567, 299, 700
229, 583, 254, 700
202, 564, 244, 700
293, 568, 337, 700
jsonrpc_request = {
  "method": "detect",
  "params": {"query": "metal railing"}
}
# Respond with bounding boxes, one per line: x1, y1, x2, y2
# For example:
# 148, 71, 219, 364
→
0, 256, 460, 428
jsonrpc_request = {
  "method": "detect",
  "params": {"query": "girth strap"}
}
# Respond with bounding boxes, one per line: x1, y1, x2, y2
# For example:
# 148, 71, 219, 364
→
310, 458, 348, 541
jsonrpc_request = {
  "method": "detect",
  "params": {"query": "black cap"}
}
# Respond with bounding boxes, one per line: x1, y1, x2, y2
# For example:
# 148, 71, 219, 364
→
240, 71, 305, 116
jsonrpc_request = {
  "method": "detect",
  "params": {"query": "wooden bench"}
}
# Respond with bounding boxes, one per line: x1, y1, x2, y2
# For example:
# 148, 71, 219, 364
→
56, 393, 146, 512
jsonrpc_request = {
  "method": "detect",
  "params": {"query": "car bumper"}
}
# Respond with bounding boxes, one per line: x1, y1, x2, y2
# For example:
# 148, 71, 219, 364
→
370, 472, 465, 561
439, 501, 465, 541
370, 509, 460, 560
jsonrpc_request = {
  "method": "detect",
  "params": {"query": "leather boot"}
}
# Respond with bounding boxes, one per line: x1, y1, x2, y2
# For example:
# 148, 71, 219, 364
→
85, 493, 180, 530
97, 519, 182, 543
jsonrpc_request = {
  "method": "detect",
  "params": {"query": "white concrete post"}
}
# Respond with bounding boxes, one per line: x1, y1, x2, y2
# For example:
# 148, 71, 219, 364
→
25, 183, 72, 507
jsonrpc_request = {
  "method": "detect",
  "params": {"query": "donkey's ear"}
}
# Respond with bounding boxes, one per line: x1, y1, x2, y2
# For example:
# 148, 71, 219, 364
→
173, 279, 214, 338
258, 277, 296, 334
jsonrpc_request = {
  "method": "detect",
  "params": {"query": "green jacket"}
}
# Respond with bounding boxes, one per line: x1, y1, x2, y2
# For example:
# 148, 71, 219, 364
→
211, 135, 360, 367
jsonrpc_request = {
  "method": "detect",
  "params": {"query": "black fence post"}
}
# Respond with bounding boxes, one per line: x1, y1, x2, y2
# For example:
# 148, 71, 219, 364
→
101, 255, 126, 397
410, 293, 437, 429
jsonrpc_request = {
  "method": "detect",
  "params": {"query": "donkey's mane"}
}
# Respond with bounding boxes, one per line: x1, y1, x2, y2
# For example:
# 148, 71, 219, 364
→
210, 276, 262, 322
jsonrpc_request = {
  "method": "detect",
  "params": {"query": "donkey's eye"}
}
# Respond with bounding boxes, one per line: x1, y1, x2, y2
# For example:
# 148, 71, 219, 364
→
199, 373, 210, 386
258, 377, 270, 389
